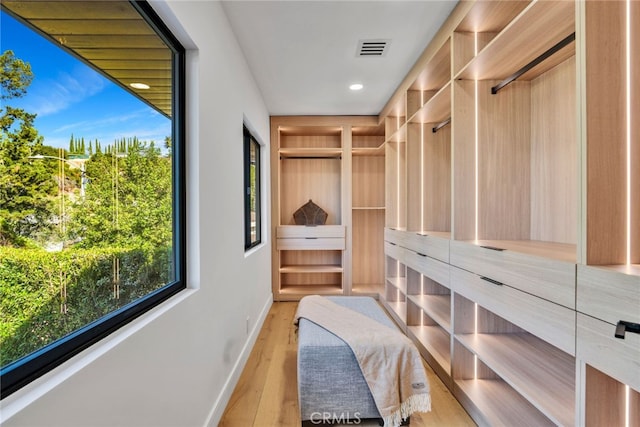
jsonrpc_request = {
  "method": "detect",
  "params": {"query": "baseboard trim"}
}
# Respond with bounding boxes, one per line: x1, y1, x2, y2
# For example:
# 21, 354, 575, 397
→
204, 293, 273, 427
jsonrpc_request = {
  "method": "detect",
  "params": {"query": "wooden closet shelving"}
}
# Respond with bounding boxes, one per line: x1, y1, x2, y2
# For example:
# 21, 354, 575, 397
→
378, 0, 639, 425
271, 116, 386, 301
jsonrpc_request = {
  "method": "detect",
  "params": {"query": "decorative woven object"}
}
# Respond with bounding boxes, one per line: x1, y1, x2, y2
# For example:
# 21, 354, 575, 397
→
293, 199, 327, 225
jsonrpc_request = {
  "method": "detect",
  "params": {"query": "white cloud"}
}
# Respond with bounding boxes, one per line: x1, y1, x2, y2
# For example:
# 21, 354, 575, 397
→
24, 66, 107, 117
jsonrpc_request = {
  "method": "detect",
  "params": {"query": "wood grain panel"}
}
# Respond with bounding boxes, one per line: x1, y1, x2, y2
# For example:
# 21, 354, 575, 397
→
478, 80, 531, 241
409, 38, 451, 91
450, 240, 576, 309
585, 364, 628, 427
424, 123, 452, 233
585, 1, 627, 265
458, 0, 575, 81
42, 34, 167, 49
280, 158, 341, 225
633, 0, 640, 265
403, 232, 450, 264
452, 80, 476, 240
351, 135, 384, 149
530, 56, 577, 244
577, 264, 640, 325
455, 1, 530, 33
352, 210, 385, 286
578, 313, 640, 392
3, 1, 140, 19
352, 155, 384, 208
406, 123, 423, 231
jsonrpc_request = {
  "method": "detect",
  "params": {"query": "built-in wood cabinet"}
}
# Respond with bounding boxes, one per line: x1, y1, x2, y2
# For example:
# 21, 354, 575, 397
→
270, 116, 385, 301
380, 0, 639, 425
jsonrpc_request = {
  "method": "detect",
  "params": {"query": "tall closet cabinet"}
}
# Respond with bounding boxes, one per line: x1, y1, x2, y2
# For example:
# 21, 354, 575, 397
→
270, 116, 385, 301
379, 1, 639, 426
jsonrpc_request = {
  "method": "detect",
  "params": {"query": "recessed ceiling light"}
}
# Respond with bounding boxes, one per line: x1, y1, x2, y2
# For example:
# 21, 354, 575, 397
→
130, 82, 150, 90
349, 83, 363, 91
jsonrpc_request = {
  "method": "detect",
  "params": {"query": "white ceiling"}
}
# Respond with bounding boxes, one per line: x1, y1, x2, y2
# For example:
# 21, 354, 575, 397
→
221, 1, 457, 116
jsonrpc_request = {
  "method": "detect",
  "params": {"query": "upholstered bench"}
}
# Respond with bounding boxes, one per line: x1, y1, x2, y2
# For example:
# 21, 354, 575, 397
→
297, 296, 410, 426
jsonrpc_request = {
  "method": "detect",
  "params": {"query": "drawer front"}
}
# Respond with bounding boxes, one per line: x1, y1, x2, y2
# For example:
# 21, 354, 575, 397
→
384, 241, 405, 262
277, 237, 345, 250
450, 240, 576, 309
577, 264, 640, 325
277, 225, 345, 239
384, 227, 409, 247
577, 313, 640, 391
404, 232, 450, 263
451, 266, 576, 355
403, 249, 450, 288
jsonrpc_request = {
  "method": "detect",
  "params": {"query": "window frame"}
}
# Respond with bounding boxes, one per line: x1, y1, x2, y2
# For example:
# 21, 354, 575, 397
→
243, 126, 262, 250
0, 0, 187, 398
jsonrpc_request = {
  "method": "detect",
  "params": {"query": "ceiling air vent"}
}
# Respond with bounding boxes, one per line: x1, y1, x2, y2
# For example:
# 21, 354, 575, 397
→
356, 39, 389, 57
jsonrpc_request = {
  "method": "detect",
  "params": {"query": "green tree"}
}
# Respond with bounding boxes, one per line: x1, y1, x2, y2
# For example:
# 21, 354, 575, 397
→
68, 140, 172, 249
0, 50, 58, 246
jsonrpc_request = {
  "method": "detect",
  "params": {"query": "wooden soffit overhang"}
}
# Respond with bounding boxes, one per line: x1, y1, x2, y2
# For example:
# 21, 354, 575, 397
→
1, 0, 172, 118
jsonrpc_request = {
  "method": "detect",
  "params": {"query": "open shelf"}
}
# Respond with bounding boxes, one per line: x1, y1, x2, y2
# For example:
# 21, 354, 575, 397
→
408, 325, 451, 376
385, 300, 407, 326
351, 282, 384, 297
456, 333, 575, 427
456, 0, 575, 82
408, 82, 451, 125
455, 378, 554, 427
280, 285, 343, 295
280, 265, 342, 274
408, 295, 451, 331
279, 148, 342, 158
386, 277, 407, 294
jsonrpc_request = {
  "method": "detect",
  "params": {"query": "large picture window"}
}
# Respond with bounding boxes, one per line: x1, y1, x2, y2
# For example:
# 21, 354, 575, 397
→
0, 1, 186, 396
244, 126, 261, 250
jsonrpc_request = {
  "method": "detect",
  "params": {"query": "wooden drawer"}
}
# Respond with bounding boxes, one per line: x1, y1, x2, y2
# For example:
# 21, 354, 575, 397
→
385, 241, 405, 262
450, 240, 576, 309
403, 248, 450, 287
384, 227, 409, 247
385, 242, 450, 287
451, 266, 576, 355
277, 225, 345, 239
577, 264, 640, 325
277, 237, 345, 251
577, 313, 640, 391
403, 232, 450, 264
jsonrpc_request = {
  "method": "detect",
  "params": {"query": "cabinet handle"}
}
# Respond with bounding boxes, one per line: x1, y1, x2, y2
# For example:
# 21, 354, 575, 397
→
615, 320, 640, 339
388, 242, 397, 246
305, 237, 318, 240
480, 276, 505, 286
417, 252, 427, 257
480, 245, 505, 252
416, 232, 428, 237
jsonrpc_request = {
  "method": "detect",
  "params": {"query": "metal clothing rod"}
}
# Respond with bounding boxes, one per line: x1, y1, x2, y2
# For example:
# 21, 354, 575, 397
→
491, 32, 576, 95
432, 117, 451, 133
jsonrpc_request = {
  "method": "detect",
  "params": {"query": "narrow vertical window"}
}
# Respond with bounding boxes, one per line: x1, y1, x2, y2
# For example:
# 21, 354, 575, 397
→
244, 126, 261, 250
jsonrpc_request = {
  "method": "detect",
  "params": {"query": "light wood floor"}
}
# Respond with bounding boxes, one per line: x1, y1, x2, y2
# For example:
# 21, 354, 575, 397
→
219, 302, 476, 427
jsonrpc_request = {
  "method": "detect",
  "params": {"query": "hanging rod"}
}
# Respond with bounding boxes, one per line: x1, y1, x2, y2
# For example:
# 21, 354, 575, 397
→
432, 117, 451, 133
491, 32, 576, 95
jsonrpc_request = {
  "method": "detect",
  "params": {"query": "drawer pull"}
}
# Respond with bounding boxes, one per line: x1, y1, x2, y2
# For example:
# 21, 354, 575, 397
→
480, 245, 505, 252
388, 242, 397, 246
416, 232, 428, 237
417, 252, 427, 257
615, 320, 640, 339
480, 276, 505, 286
304, 237, 318, 240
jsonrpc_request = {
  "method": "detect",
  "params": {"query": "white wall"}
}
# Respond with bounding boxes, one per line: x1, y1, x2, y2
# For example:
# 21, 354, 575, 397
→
0, 1, 272, 426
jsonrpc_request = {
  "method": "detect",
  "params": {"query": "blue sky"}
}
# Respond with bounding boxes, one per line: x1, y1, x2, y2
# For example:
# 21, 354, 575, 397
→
1, 11, 171, 151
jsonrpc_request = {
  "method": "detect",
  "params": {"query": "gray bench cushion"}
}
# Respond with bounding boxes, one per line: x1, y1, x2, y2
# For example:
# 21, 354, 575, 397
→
297, 296, 399, 422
